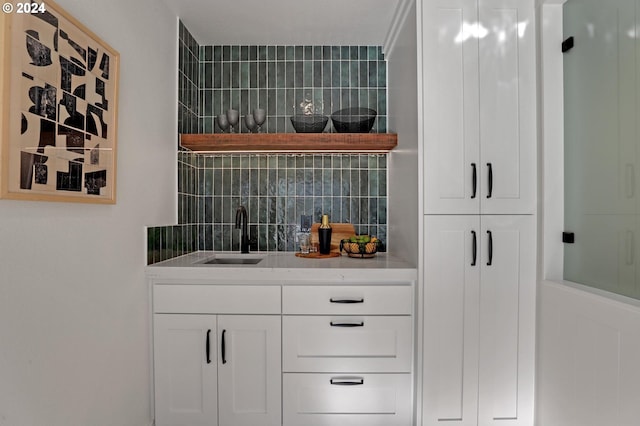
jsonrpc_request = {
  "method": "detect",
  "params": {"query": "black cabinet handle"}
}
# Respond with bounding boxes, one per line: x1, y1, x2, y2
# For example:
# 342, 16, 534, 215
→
330, 377, 364, 385
486, 163, 493, 198
330, 321, 364, 327
221, 329, 227, 364
471, 163, 477, 199
471, 230, 477, 266
206, 329, 212, 364
487, 230, 493, 266
329, 298, 364, 304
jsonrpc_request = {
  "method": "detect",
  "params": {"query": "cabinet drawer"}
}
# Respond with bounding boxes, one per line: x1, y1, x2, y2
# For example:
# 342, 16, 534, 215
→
283, 373, 411, 426
282, 285, 412, 315
153, 285, 281, 314
283, 316, 412, 372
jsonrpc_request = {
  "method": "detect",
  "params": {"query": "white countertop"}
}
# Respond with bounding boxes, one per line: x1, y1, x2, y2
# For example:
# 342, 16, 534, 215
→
146, 251, 417, 282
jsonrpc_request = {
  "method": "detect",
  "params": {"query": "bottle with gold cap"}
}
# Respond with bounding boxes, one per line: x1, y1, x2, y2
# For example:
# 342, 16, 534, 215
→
318, 214, 332, 255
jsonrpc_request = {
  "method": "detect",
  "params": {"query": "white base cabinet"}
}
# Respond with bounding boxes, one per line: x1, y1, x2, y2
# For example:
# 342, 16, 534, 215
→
152, 281, 414, 426
282, 284, 413, 426
422, 215, 535, 426
153, 285, 281, 426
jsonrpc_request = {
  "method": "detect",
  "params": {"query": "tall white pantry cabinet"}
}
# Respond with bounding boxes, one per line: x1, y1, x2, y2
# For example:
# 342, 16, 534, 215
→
420, 0, 536, 425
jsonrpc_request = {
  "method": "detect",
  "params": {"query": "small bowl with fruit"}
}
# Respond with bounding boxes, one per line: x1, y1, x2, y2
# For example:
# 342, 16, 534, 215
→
340, 235, 381, 258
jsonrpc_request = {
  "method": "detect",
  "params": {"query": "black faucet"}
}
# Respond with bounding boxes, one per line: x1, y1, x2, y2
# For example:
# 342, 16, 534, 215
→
235, 205, 250, 253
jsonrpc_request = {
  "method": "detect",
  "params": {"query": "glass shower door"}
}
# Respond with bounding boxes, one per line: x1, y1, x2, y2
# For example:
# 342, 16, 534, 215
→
563, 0, 640, 298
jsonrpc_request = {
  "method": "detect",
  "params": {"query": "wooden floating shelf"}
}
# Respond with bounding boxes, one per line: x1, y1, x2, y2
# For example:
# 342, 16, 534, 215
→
180, 133, 397, 153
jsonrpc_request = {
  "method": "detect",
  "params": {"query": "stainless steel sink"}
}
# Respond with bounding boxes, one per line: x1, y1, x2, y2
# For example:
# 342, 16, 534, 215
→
203, 257, 264, 265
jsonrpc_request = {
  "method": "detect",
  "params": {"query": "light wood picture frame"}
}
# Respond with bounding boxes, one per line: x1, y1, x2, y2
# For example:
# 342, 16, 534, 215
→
0, 0, 119, 203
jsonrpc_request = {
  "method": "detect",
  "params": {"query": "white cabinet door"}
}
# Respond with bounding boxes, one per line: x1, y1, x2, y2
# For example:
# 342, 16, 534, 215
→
423, 215, 480, 426
218, 315, 281, 426
477, 0, 536, 214
478, 215, 535, 426
423, 215, 535, 426
154, 314, 281, 426
423, 0, 480, 215
154, 314, 217, 426
422, 0, 536, 215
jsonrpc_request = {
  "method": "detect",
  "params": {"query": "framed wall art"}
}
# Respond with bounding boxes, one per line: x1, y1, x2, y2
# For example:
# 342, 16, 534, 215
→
0, 0, 119, 203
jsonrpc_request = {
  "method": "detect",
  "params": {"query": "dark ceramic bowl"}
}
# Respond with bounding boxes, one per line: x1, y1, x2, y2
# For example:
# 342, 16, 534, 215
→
331, 107, 377, 133
290, 114, 329, 133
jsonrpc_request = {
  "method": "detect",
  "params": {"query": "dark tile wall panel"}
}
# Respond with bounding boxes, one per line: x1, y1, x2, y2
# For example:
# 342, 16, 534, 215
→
178, 151, 198, 225
148, 22, 201, 265
148, 151, 388, 263
194, 153, 387, 252
178, 21, 200, 134
147, 224, 198, 265
198, 45, 387, 134
148, 24, 390, 265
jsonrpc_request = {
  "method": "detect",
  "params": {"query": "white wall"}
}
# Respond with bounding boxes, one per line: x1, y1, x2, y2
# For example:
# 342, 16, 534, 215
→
0, 0, 178, 425
537, 281, 640, 426
386, 0, 419, 267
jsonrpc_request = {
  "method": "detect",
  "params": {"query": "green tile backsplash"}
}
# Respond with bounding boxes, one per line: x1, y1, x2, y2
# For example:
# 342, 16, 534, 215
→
147, 22, 389, 265
178, 21, 199, 134
177, 21, 388, 134
148, 151, 388, 264
193, 152, 386, 252
199, 44, 387, 134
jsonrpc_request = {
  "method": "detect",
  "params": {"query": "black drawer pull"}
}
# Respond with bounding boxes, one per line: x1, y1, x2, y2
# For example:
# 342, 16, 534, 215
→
206, 329, 212, 364
471, 230, 477, 266
471, 163, 477, 199
330, 377, 364, 386
329, 298, 364, 304
486, 163, 493, 198
330, 321, 364, 327
221, 329, 227, 364
487, 230, 493, 266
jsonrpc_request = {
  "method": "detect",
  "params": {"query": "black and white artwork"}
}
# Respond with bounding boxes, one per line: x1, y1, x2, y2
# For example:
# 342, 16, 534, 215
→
1, 0, 119, 203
